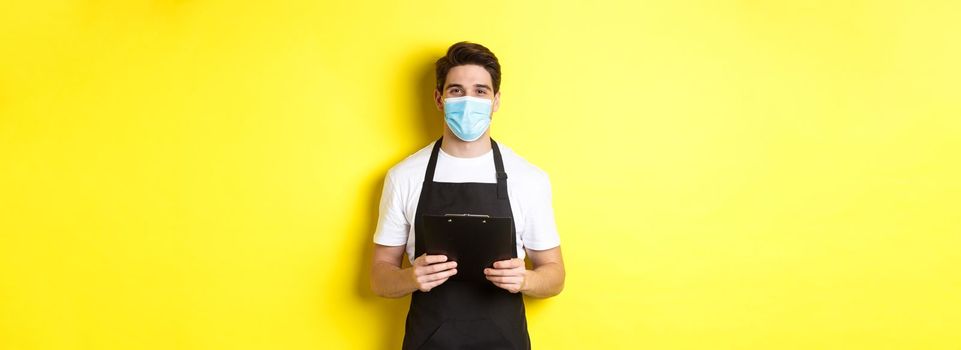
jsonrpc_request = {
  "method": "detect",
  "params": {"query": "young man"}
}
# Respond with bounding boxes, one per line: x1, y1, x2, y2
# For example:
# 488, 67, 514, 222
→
370, 42, 565, 350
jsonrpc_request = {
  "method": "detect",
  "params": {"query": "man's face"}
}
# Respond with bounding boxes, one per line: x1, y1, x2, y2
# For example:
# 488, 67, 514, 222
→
434, 64, 500, 114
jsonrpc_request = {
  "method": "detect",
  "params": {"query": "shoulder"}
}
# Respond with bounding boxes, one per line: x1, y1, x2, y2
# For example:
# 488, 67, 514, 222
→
498, 143, 551, 188
385, 142, 434, 186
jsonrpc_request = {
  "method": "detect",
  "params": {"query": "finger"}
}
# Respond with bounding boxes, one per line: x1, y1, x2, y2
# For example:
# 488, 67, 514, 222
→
417, 262, 456, 276
423, 261, 457, 274
414, 254, 445, 266
484, 267, 522, 276
486, 275, 523, 284
414, 254, 447, 267
421, 277, 450, 291
493, 259, 522, 269
419, 268, 457, 283
421, 255, 449, 265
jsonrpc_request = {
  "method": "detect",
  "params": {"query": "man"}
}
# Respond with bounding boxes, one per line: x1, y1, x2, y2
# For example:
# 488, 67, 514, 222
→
370, 41, 565, 350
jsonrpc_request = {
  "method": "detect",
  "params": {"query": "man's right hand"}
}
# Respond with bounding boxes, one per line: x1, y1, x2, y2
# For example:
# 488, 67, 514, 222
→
408, 254, 457, 292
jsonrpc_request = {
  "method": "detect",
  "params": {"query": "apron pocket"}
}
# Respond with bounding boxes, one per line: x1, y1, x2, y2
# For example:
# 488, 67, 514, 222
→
419, 318, 514, 350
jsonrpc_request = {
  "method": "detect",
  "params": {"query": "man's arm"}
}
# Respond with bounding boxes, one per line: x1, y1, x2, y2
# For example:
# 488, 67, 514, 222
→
370, 244, 458, 298
484, 246, 565, 298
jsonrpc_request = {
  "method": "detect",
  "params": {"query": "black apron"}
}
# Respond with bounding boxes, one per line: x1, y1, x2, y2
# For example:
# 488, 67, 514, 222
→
402, 137, 531, 350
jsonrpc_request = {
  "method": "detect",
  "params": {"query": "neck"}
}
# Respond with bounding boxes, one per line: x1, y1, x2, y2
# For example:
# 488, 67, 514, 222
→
441, 128, 492, 158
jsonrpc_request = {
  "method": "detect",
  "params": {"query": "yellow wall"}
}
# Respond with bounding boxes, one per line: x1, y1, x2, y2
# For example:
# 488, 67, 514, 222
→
2, 1, 959, 349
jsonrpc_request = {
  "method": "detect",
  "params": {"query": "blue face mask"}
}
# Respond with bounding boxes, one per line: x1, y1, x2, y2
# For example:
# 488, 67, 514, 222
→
444, 96, 493, 142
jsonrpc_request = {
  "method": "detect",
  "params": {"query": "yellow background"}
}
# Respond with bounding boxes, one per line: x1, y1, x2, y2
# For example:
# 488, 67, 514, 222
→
2, 1, 959, 349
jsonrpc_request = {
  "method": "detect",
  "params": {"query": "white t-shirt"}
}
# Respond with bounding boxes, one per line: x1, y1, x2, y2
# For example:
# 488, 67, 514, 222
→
373, 141, 561, 264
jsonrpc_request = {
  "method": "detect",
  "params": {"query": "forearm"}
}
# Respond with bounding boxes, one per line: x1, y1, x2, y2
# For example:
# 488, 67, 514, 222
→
371, 261, 416, 298
521, 262, 565, 298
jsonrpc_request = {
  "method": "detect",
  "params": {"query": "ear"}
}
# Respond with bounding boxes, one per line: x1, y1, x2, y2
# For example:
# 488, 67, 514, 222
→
492, 91, 501, 113
434, 89, 444, 111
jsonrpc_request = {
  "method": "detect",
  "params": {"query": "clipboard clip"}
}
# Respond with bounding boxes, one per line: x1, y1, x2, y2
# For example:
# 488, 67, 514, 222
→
443, 213, 491, 218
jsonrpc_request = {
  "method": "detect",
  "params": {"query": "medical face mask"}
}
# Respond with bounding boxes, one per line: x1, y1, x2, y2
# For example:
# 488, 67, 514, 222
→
443, 96, 493, 142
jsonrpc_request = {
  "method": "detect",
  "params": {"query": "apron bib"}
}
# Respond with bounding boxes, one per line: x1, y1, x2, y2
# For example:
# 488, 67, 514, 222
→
402, 137, 531, 350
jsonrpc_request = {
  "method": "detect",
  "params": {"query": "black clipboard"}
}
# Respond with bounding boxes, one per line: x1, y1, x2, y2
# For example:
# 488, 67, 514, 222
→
421, 214, 514, 282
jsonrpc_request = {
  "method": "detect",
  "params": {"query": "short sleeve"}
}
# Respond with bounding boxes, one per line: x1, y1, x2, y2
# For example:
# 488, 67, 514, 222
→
372, 171, 410, 246
519, 172, 561, 250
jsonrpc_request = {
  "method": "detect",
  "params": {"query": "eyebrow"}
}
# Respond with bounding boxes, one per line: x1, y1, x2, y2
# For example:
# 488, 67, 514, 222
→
445, 83, 492, 91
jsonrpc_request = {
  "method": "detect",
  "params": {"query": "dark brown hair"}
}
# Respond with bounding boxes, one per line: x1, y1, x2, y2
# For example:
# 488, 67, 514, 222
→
435, 41, 501, 93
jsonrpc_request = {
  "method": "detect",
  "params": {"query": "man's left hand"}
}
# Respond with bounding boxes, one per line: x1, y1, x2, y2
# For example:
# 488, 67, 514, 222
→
484, 258, 528, 293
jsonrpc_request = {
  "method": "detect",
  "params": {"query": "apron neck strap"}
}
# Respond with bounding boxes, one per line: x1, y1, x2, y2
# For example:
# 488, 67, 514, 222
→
490, 138, 509, 199
423, 136, 444, 187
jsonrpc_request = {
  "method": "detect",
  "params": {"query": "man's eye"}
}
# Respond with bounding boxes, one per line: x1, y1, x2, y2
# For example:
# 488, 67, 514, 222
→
477, 90, 487, 95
